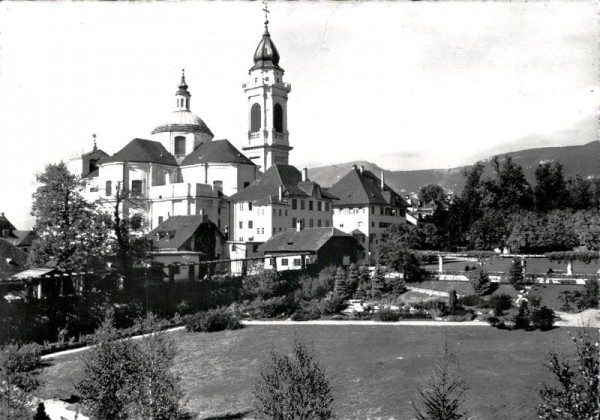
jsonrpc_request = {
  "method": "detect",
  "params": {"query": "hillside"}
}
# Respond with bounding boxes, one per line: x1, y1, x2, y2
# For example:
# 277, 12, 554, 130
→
309, 141, 599, 195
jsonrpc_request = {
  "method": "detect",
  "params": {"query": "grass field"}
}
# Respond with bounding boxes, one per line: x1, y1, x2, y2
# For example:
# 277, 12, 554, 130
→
40, 325, 581, 420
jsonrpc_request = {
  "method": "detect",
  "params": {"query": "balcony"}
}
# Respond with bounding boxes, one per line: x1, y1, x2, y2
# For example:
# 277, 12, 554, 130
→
148, 183, 218, 199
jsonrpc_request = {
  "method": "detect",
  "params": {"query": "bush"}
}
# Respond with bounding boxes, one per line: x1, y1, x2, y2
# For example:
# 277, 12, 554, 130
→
375, 307, 401, 322
291, 308, 321, 321
530, 306, 555, 331
469, 267, 496, 296
537, 329, 599, 419
319, 296, 347, 316
576, 279, 599, 310
243, 296, 297, 319
185, 308, 243, 333
254, 339, 334, 419
487, 293, 513, 316
458, 294, 485, 307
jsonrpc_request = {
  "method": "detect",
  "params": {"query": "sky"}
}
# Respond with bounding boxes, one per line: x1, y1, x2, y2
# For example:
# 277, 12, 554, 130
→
0, 1, 598, 230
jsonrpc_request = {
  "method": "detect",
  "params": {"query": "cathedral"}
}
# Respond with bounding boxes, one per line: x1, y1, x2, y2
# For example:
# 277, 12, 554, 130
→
68, 8, 336, 273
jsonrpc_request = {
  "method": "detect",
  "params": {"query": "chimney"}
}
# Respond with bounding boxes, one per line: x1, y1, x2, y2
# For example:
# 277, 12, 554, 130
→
296, 220, 302, 232
380, 171, 385, 190
302, 167, 308, 182
0, 212, 4, 218
278, 185, 283, 201
360, 165, 364, 174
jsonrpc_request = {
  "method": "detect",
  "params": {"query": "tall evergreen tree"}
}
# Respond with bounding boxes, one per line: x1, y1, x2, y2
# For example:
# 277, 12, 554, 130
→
371, 266, 385, 300
333, 267, 348, 299
345, 263, 359, 297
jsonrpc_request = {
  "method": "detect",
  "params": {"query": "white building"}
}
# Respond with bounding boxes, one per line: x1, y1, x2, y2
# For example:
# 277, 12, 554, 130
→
71, 72, 258, 233
328, 165, 410, 263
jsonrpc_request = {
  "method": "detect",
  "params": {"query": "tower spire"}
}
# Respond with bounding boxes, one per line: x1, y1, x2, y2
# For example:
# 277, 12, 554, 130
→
262, 1, 270, 33
175, 69, 191, 111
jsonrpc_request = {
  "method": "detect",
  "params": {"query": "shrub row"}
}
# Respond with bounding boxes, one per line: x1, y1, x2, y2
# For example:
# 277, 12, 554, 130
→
184, 307, 243, 333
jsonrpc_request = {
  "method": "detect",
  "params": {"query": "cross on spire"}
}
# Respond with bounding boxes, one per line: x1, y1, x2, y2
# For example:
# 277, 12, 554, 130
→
92, 133, 97, 151
262, 1, 270, 27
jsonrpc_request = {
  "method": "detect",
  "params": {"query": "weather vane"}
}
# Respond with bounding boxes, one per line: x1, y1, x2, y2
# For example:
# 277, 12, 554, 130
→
262, 1, 270, 26
92, 133, 97, 151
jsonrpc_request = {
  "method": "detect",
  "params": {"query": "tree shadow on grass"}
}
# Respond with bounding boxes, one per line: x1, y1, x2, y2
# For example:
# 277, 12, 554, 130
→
198, 410, 253, 420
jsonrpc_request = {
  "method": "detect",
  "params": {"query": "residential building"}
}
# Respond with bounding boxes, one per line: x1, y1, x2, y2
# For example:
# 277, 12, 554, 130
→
259, 227, 364, 272
147, 215, 226, 281
328, 165, 409, 263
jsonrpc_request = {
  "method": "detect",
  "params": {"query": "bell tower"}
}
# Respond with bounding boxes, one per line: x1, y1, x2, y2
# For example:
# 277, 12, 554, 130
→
242, 3, 292, 171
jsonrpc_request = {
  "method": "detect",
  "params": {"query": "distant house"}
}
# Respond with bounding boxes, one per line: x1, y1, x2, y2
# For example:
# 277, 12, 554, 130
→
147, 215, 225, 281
258, 226, 364, 272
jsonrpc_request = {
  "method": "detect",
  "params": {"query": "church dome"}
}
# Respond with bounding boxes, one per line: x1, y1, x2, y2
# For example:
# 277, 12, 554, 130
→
251, 27, 282, 72
152, 70, 214, 137
152, 110, 213, 136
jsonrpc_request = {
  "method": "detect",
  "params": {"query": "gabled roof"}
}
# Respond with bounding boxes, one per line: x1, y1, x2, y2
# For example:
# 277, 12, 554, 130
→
328, 168, 408, 207
0, 240, 28, 267
258, 227, 350, 254
99, 139, 177, 166
180, 140, 255, 166
147, 215, 222, 251
230, 164, 337, 202
0, 214, 17, 238
14, 230, 38, 247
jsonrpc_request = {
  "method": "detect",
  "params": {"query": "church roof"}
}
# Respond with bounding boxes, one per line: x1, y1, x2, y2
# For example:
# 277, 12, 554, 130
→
151, 110, 214, 136
180, 140, 255, 167
230, 164, 337, 202
250, 26, 283, 72
328, 167, 409, 207
258, 227, 350, 254
99, 138, 177, 166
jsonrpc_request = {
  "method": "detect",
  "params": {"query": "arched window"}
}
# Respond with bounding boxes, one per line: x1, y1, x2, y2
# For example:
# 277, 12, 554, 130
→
273, 103, 283, 133
174, 136, 186, 156
250, 103, 261, 133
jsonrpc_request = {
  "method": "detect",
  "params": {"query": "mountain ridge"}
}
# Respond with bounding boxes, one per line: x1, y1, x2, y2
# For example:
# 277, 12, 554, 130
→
308, 141, 599, 195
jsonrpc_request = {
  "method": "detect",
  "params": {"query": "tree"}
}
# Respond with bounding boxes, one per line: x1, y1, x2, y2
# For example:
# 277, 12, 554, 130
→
371, 266, 385, 300
534, 162, 569, 212
76, 314, 182, 419
413, 338, 469, 420
28, 162, 110, 271
0, 344, 43, 420
99, 181, 149, 275
537, 329, 599, 419
419, 184, 447, 204
485, 156, 533, 211
509, 258, 525, 290
254, 339, 333, 420
468, 267, 494, 296
577, 279, 599, 310
333, 267, 348, 300
345, 263, 359, 297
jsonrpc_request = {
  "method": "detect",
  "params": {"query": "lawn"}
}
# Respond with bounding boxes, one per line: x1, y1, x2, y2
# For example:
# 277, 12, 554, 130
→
41, 325, 581, 420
